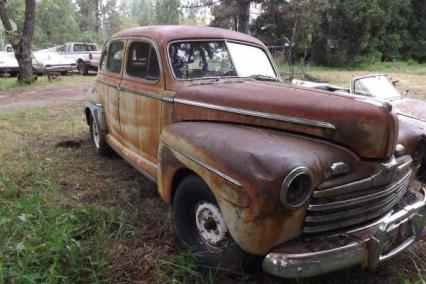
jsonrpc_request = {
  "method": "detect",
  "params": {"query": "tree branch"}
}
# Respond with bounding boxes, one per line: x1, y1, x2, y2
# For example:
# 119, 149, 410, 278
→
181, 0, 224, 9
0, 0, 20, 46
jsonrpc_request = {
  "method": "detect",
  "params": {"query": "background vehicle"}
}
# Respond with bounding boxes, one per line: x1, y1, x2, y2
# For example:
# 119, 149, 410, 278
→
57, 42, 100, 75
33, 51, 76, 75
293, 74, 426, 181
85, 26, 426, 279
0, 48, 19, 76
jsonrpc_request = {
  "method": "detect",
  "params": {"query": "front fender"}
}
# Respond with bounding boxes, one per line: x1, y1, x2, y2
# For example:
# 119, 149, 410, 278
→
158, 122, 362, 255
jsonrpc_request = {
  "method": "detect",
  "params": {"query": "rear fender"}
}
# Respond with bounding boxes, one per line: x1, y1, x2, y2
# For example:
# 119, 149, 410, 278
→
85, 87, 105, 134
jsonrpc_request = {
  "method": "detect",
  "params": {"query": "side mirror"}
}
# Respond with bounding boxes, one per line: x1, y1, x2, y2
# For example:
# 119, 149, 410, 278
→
392, 80, 399, 86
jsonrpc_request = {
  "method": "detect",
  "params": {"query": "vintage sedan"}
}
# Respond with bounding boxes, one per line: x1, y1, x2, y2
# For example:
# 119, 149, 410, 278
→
84, 26, 426, 278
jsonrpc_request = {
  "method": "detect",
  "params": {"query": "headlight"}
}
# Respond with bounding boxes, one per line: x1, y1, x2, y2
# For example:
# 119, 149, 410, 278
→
280, 167, 314, 210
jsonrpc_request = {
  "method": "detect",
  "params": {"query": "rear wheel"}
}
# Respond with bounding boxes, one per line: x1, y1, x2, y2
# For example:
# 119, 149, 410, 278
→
78, 61, 88, 75
173, 175, 250, 270
89, 114, 111, 156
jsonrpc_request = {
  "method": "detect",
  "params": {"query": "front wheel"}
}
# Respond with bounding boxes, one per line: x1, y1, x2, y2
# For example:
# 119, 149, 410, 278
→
89, 115, 111, 156
173, 175, 249, 270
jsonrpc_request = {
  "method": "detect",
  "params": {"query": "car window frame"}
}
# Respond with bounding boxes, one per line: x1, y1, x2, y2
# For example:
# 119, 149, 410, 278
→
122, 37, 162, 86
104, 39, 127, 79
99, 44, 108, 73
166, 39, 279, 81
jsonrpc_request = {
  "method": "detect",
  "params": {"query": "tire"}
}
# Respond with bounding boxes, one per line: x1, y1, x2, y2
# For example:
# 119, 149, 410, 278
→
78, 61, 89, 76
173, 175, 251, 270
89, 114, 111, 156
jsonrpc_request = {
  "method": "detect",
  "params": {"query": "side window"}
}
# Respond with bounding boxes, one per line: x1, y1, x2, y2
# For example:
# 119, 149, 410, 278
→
106, 41, 124, 74
126, 41, 160, 80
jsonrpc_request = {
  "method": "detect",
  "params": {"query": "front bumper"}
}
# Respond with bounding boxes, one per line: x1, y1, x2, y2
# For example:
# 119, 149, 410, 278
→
85, 60, 99, 69
262, 186, 426, 278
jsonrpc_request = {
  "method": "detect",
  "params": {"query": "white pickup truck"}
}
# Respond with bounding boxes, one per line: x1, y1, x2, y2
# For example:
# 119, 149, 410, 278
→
56, 42, 101, 75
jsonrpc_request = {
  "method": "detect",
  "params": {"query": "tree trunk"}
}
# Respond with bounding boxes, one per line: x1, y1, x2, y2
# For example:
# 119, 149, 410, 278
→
0, 0, 36, 83
238, 0, 250, 34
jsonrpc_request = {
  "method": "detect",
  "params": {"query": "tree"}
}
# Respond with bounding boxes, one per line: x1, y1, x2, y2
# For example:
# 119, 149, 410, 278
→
237, 0, 250, 33
211, 0, 238, 30
34, 0, 80, 49
406, 0, 426, 62
0, 0, 36, 82
209, 0, 256, 34
155, 0, 180, 24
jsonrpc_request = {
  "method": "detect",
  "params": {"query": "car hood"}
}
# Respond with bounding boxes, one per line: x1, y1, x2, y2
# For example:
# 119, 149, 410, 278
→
393, 98, 426, 123
0, 52, 18, 67
174, 80, 399, 159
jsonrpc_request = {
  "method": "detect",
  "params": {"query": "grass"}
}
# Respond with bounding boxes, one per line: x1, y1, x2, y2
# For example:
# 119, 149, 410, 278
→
0, 74, 96, 92
0, 103, 229, 283
0, 106, 136, 283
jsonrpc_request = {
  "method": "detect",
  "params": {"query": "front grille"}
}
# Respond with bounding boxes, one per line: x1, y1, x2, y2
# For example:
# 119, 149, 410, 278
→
304, 167, 412, 234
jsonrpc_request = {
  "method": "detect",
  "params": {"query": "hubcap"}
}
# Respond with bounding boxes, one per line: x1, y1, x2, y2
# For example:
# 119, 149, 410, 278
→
92, 119, 100, 149
195, 202, 228, 248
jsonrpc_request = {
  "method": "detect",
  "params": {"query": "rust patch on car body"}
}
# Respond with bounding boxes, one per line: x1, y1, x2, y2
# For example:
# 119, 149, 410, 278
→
174, 81, 399, 160
156, 122, 383, 254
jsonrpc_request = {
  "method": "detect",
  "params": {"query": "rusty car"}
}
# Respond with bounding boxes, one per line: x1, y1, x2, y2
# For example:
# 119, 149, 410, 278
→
84, 25, 426, 278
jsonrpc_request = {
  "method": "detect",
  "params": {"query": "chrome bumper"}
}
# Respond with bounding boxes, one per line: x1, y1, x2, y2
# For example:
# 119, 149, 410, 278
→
262, 188, 426, 278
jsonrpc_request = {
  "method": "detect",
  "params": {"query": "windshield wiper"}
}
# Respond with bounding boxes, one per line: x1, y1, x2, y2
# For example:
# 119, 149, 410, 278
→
248, 74, 279, 82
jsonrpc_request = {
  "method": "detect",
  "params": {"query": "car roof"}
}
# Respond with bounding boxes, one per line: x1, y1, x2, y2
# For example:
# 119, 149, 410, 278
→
63, 42, 96, 45
111, 25, 264, 46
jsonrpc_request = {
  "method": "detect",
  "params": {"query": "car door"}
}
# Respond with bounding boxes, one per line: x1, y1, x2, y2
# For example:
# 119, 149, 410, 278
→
96, 39, 126, 151
119, 38, 163, 179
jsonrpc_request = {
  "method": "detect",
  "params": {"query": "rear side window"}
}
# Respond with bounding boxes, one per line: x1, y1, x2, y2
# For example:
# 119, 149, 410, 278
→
126, 42, 160, 80
73, 44, 97, 52
106, 41, 124, 74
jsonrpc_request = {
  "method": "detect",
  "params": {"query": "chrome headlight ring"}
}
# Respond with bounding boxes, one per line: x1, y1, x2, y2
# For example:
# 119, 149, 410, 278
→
280, 167, 314, 210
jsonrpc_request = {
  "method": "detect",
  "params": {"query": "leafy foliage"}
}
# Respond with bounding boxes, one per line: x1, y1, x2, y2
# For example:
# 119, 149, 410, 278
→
250, 0, 426, 66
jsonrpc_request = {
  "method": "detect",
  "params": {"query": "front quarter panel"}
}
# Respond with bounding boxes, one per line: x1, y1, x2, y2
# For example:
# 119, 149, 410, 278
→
158, 122, 362, 255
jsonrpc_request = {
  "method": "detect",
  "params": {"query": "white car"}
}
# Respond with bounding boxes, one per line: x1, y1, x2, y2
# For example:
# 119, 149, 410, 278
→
32, 51, 76, 75
0, 45, 19, 76
56, 42, 101, 75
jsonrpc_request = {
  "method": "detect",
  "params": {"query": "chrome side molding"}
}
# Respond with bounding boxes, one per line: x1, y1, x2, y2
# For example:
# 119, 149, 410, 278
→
174, 98, 337, 130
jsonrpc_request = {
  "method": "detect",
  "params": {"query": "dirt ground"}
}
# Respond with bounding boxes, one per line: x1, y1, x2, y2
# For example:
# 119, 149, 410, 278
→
0, 82, 92, 111
0, 77, 425, 283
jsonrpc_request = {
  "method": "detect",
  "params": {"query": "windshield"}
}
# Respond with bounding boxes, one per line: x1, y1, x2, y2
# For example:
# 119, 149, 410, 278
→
168, 40, 276, 80
353, 75, 401, 100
